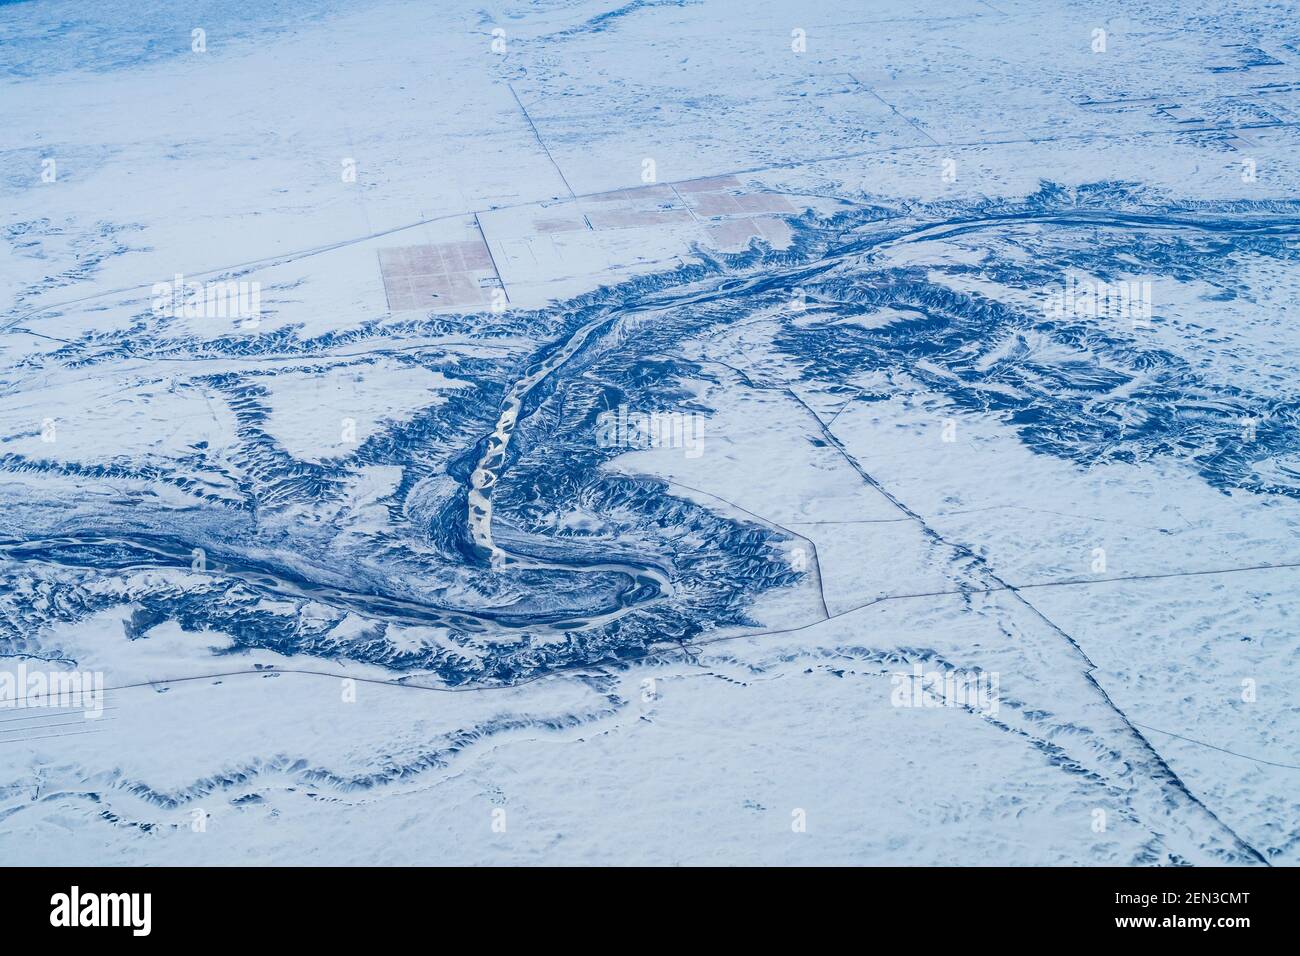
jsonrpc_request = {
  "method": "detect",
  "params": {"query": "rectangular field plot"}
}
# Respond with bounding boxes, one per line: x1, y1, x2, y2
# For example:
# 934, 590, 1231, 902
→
378, 240, 500, 312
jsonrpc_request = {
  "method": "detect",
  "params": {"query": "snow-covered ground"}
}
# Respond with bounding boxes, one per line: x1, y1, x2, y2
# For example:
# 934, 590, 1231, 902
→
1, 0, 1298, 865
